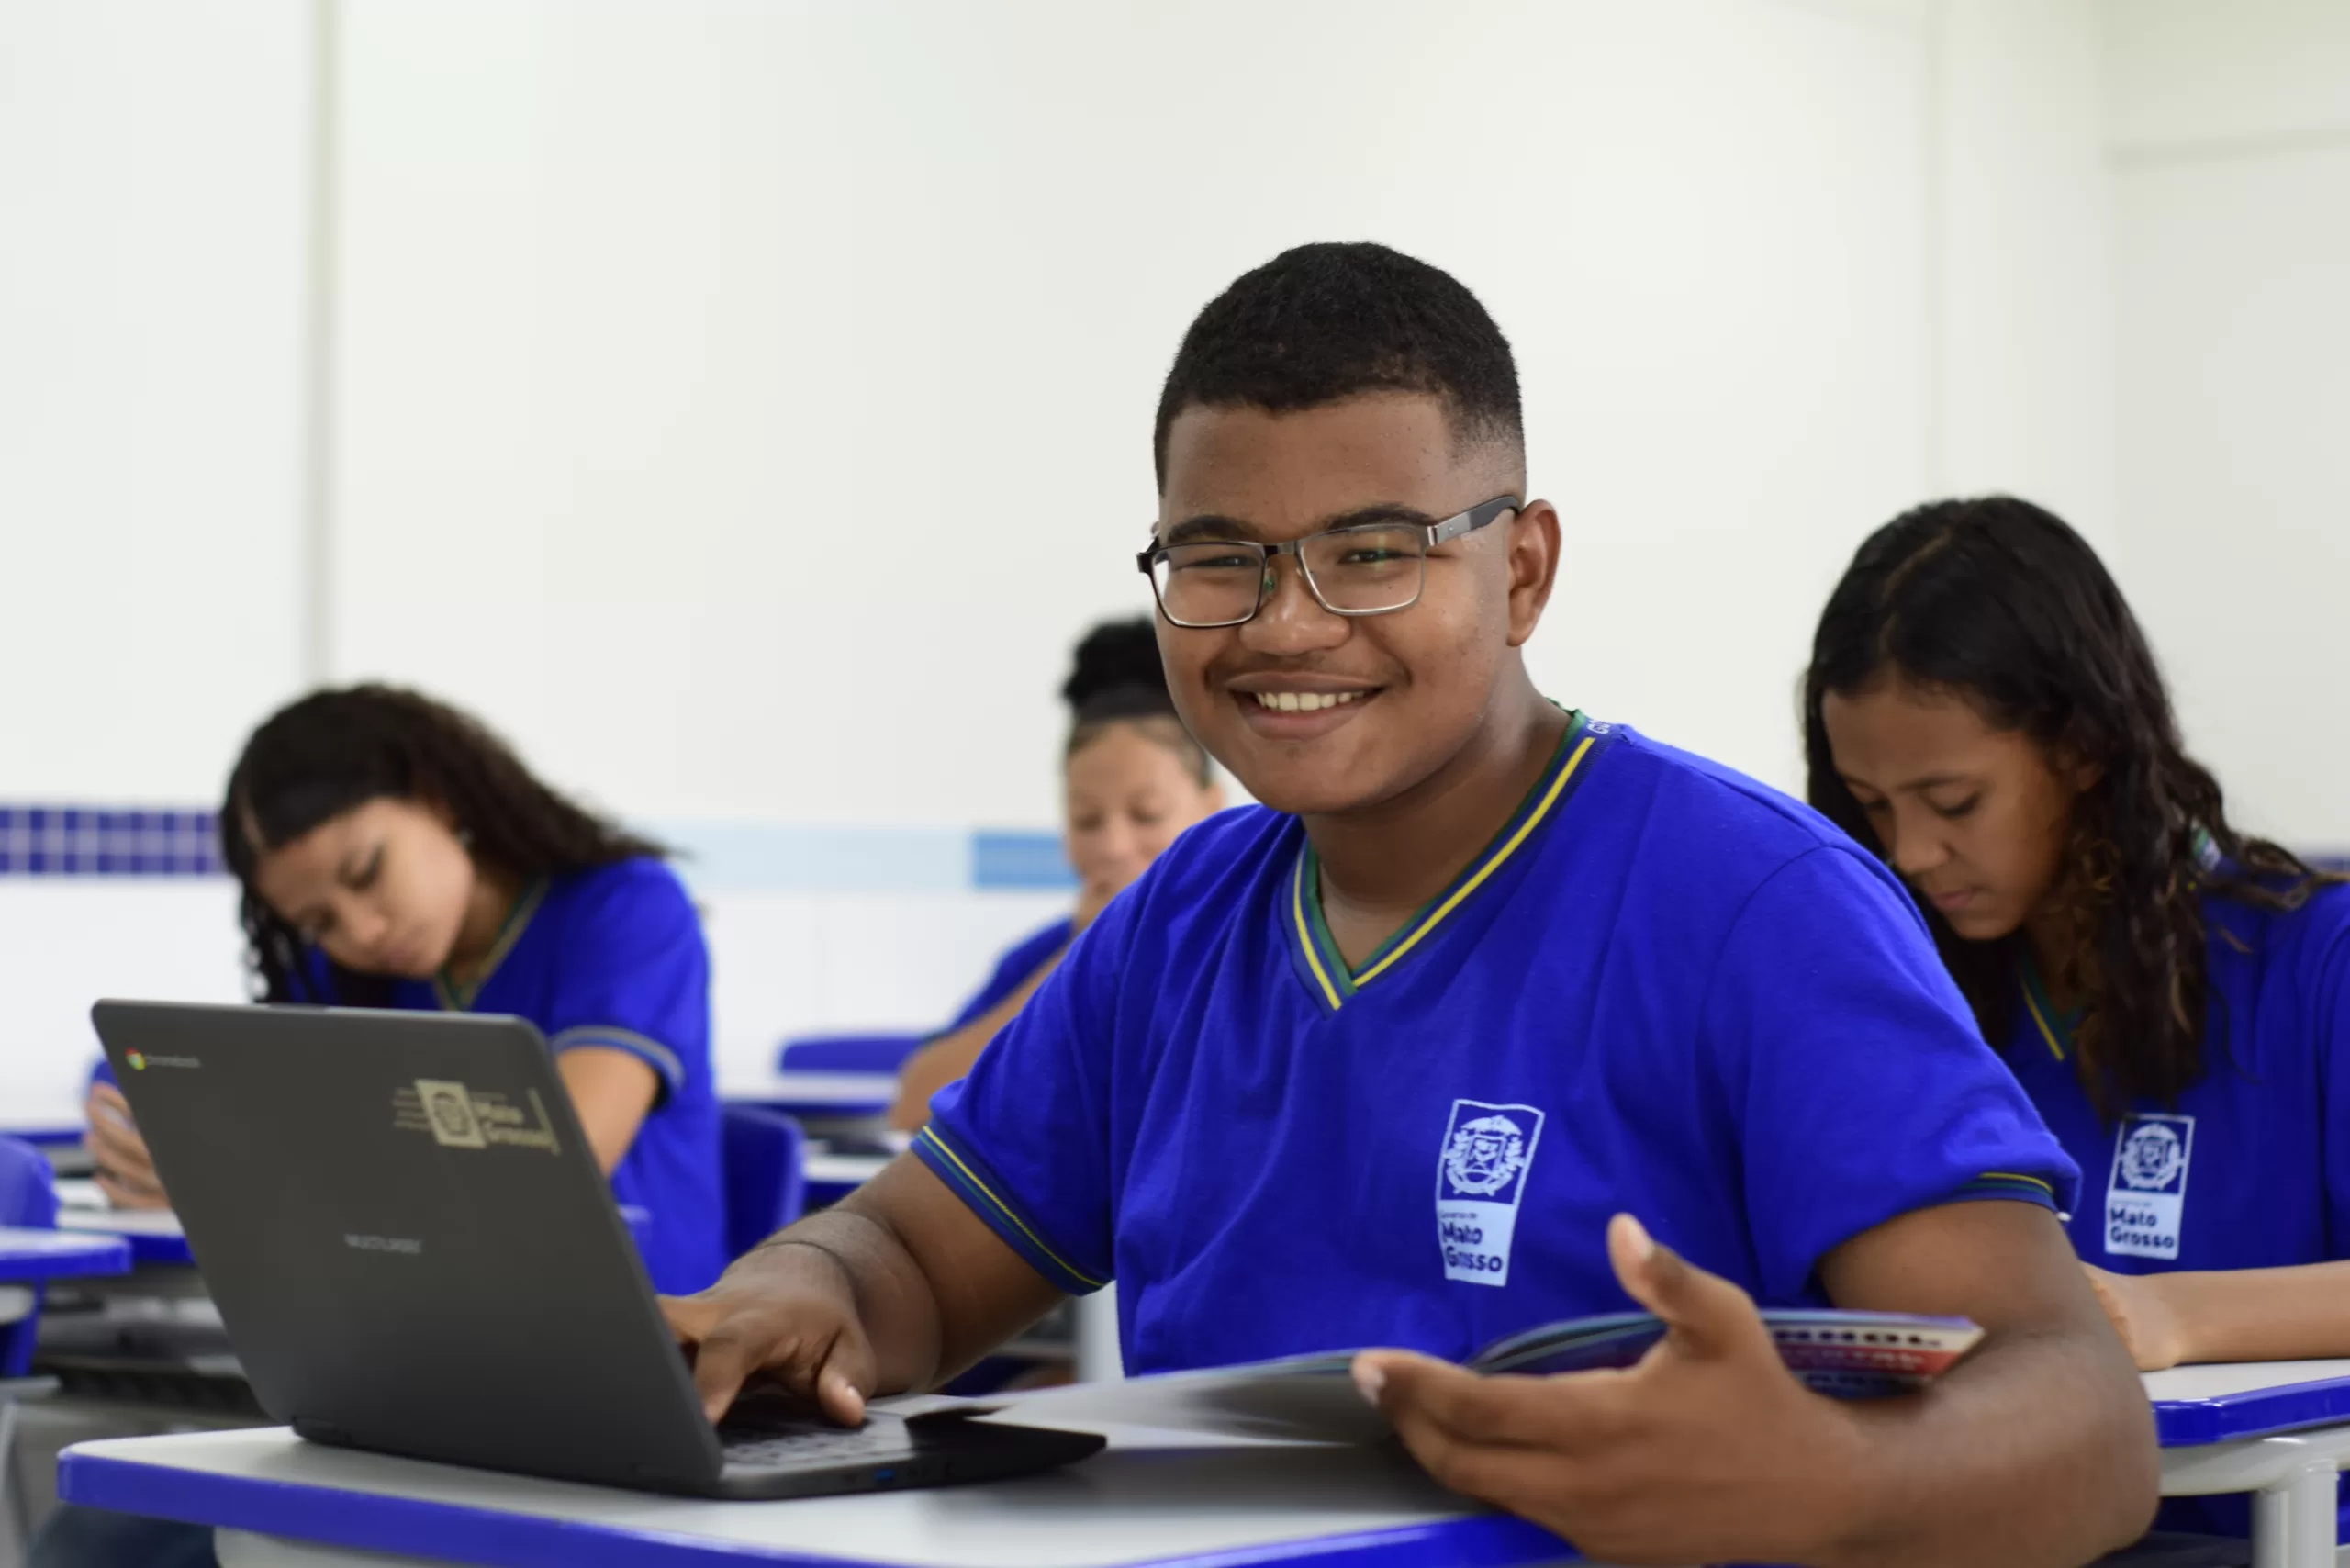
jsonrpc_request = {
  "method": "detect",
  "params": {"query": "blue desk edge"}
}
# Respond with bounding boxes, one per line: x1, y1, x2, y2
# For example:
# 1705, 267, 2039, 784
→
0, 1228, 130, 1280
60, 1446, 1573, 1568
90, 1229, 196, 1269
2153, 1375, 2350, 1448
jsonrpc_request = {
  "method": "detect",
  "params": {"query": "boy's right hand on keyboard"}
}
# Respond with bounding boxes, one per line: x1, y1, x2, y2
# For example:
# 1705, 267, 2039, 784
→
662, 1238, 876, 1428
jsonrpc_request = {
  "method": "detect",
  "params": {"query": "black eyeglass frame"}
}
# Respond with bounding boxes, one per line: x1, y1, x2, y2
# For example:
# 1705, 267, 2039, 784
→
1134, 494, 1523, 629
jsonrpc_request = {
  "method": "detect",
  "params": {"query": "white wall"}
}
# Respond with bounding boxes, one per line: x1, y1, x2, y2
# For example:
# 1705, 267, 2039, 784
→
0, 0, 316, 1107
325, 0, 2114, 813
0, 0, 315, 801
0, 0, 2126, 1106
2104, 0, 2350, 847
1934, 0, 2115, 551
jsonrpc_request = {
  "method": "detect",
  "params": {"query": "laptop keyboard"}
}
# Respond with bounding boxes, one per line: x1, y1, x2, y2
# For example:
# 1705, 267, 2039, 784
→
720, 1419, 914, 1468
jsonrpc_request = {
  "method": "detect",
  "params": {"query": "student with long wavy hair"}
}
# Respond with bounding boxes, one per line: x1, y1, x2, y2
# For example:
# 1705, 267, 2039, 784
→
83, 685, 725, 1294
1807, 496, 2350, 1540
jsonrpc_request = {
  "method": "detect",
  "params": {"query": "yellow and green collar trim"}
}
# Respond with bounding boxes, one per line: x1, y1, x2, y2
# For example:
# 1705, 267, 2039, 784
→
2016, 955, 2079, 1063
433, 878, 548, 1012
1287, 711, 1608, 1014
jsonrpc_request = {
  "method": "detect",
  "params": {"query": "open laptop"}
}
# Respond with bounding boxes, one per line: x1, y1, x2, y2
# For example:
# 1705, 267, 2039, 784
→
89, 999, 1104, 1499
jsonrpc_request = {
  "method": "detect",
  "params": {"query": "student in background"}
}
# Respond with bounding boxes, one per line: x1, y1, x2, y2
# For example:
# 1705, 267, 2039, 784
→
670, 244, 2156, 1566
890, 619, 1222, 1128
1807, 497, 2350, 1540
82, 685, 725, 1295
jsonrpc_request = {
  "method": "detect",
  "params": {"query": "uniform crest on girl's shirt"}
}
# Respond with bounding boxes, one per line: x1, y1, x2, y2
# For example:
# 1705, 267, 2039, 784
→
2105, 1113, 2194, 1260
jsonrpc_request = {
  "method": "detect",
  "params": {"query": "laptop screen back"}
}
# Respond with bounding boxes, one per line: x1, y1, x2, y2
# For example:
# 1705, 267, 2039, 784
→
93, 1000, 728, 1491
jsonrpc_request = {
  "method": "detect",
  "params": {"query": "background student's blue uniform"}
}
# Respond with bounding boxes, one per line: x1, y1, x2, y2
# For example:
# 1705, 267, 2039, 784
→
942, 919, 1073, 1032
2002, 881, 2350, 1538
104, 857, 724, 1294
918, 714, 2077, 1373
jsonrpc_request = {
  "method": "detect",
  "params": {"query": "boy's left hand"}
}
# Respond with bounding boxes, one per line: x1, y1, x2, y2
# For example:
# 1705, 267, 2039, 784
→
1355, 1214, 1864, 1567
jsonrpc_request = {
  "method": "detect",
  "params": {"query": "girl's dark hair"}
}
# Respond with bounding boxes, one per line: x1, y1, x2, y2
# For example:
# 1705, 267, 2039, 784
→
1803, 496, 2333, 1115
1061, 618, 1211, 786
221, 684, 665, 1005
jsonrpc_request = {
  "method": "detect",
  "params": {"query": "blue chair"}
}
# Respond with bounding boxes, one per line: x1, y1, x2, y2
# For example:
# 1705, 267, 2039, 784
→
0, 1136, 60, 1551
0, 1138, 58, 1381
774, 1033, 925, 1074
720, 1105, 807, 1260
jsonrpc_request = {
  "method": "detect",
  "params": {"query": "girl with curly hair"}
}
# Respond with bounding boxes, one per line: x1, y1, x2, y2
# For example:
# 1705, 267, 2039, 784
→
84, 685, 723, 1294
1807, 497, 2350, 1539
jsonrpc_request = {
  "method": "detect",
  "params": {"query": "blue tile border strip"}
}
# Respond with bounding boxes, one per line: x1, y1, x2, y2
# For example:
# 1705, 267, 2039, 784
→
0, 805, 1070, 891
971, 829, 1083, 890
0, 807, 225, 877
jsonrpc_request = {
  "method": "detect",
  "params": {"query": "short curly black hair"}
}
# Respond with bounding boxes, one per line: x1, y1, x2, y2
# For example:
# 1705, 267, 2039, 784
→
1153, 242, 1523, 490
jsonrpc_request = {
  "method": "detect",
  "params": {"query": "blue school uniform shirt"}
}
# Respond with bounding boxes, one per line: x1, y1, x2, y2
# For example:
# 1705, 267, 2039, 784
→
111, 858, 722, 1294
2001, 881, 2350, 1538
943, 920, 1074, 1033
915, 714, 2076, 1373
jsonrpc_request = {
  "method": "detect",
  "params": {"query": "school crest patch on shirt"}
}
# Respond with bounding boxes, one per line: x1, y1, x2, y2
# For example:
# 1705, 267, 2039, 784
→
1436, 1100, 1546, 1286
2105, 1113, 2194, 1260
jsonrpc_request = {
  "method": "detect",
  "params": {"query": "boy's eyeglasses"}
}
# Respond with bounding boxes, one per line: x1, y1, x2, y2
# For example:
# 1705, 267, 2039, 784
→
1136, 495, 1521, 630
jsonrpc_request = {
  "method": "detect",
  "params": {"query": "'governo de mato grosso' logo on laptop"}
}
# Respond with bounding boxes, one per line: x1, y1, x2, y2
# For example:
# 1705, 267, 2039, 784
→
125, 1050, 200, 1070
415, 1079, 487, 1148
392, 1081, 562, 1155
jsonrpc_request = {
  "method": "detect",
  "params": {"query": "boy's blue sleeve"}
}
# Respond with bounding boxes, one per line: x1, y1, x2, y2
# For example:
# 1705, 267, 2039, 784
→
543, 865, 711, 1105
2312, 906, 2350, 1261
1703, 846, 2080, 1302
916, 904, 1124, 1296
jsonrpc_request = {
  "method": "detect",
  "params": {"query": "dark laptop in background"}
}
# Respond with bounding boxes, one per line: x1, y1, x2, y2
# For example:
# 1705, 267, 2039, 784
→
89, 1000, 1102, 1499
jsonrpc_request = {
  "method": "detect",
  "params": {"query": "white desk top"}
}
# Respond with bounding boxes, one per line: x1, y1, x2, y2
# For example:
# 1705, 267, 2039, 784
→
57, 1205, 186, 1239
64, 1365, 2350, 1568
2143, 1360, 2350, 1403
56, 1196, 203, 1271
62, 1421, 1581, 1568
803, 1151, 890, 1189
723, 1072, 899, 1111
2141, 1358, 2350, 1447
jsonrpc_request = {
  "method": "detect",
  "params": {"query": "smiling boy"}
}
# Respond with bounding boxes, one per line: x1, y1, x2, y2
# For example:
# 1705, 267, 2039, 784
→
669, 243, 2155, 1566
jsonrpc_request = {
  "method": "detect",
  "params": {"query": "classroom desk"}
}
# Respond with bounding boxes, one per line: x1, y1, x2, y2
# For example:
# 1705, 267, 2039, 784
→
4, 1102, 97, 1177
57, 1206, 197, 1268
56, 1364, 2350, 1568
0, 1107, 89, 1150
723, 1073, 898, 1127
0, 1228, 129, 1289
2145, 1360, 2350, 1568
59, 1419, 1589, 1568
801, 1150, 887, 1210
0, 1227, 131, 1546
